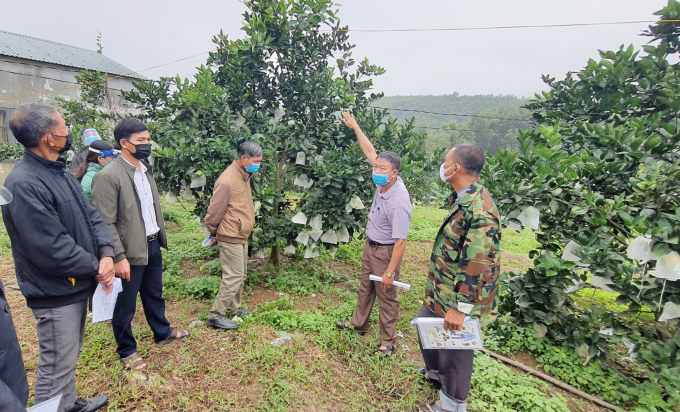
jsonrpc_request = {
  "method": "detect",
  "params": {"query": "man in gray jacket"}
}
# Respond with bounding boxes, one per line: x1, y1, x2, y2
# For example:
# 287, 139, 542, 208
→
92, 118, 189, 371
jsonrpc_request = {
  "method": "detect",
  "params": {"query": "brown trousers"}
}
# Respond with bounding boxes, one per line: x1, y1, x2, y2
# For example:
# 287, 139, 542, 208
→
350, 240, 401, 347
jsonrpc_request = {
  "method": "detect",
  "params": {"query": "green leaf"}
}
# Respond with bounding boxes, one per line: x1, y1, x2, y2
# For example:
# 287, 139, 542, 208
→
571, 206, 589, 215
534, 146, 553, 159
643, 136, 661, 150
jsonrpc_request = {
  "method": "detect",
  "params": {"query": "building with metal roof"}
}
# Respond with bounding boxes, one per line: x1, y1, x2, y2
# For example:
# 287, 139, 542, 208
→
0, 30, 147, 81
0, 30, 146, 145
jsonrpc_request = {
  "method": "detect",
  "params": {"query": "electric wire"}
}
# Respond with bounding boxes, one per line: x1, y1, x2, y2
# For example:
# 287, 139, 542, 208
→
297, 19, 679, 32
2, 19, 678, 103
372, 106, 527, 121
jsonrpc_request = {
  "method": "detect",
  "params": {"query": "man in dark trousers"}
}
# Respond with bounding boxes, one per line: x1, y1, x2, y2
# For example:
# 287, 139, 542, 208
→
92, 118, 189, 371
2, 103, 114, 412
0, 279, 29, 412
415, 144, 501, 412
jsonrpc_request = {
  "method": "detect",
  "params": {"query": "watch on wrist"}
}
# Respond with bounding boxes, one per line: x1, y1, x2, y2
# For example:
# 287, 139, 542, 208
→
385, 271, 394, 278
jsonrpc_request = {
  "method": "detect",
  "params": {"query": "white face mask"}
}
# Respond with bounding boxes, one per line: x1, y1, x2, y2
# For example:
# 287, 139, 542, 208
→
439, 163, 457, 183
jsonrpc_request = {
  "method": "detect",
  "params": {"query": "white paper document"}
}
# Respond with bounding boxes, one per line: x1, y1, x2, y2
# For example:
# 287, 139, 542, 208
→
92, 278, 123, 323
27, 394, 62, 412
369, 274, 411, 290
412, 317, 483, 350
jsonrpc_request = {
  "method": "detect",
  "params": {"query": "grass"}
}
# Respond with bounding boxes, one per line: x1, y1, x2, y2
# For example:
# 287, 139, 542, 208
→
0, 201, 600, 411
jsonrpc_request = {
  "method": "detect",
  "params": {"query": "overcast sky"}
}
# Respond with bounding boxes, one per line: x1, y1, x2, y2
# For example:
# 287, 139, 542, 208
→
2, 0, 668, 97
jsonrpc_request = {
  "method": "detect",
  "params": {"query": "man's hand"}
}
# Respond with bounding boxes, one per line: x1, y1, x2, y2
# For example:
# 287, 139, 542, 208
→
381, 272, 394, 292
95, 257, 115, 284
443, 307, 465, 332
341, 112, 360, 131
210, 237, 218, 247
115, 258, 131, 281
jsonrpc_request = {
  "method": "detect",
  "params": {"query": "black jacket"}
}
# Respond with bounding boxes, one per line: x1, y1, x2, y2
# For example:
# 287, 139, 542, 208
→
0, 279, 29, 412
1, 150, 115, 309
70, 145, 88, 173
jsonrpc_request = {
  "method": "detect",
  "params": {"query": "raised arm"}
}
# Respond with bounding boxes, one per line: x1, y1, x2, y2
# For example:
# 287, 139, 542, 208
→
342, 112, 377, 165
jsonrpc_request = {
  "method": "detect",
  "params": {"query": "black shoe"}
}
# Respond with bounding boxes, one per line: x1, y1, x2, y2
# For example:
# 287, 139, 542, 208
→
66, 396, 109, 412
236, 308, 253, 316
207, 316, 239, 330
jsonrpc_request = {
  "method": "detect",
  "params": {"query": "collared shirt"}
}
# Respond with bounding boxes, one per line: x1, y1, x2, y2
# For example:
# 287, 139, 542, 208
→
451, 183, 473, 209
365, 176, 413, 244
122, 157, 160, 237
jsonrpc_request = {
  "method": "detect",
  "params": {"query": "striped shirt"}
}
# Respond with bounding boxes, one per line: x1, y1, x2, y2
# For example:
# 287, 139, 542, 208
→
366, 176, 412, 244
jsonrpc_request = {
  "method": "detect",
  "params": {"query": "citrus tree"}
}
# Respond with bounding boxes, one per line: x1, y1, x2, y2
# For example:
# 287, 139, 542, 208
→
483, 1, 680, 382
123, 0, 436, 266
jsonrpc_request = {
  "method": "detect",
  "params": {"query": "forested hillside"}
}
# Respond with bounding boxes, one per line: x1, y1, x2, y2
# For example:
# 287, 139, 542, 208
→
373, 94, 533, 153
373, 93, 528, 126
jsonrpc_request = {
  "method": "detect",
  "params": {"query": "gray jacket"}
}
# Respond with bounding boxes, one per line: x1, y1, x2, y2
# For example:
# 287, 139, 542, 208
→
91, 157, 168, 265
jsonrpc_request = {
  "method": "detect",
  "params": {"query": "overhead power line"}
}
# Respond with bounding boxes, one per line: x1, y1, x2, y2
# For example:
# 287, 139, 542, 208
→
372, 106, 527, 121
412, 126, 504, 134
2, 19, 679, 103
299, 20, 680, 33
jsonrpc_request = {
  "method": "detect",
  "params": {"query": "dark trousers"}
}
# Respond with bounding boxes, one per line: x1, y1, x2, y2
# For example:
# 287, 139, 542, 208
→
417, 305, 474, 411
112, 239, 172, 358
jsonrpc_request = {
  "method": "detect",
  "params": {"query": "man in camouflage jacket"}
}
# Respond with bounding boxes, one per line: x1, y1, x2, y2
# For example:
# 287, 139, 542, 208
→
415, 144, 501, 412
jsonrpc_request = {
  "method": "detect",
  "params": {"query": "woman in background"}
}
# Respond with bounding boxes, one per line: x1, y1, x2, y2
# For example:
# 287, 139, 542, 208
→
74, 140, 117, 202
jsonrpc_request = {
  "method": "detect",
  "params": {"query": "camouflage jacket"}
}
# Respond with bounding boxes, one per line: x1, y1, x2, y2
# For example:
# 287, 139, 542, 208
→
424, 180, 501, 328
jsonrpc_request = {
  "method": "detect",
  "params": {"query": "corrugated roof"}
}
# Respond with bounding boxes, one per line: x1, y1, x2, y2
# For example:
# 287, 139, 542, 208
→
0, 30, 148, 80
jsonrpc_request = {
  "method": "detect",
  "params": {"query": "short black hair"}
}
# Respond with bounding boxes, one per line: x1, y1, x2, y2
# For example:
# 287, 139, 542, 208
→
9, 103, 59, 148
238, 141, 263, 158
376, 151, 402, 171
451, 143, 485, 176
114, 117, 148, 144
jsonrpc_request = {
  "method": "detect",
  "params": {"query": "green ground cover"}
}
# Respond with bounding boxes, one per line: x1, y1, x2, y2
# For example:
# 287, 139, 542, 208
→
2, 201, 640, 411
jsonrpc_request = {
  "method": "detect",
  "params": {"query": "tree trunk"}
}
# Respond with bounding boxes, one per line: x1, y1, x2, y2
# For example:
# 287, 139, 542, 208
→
266, 138, 288, 269
267, 245, 281, 269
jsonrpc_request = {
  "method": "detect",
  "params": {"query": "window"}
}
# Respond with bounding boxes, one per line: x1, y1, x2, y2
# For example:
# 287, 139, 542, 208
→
0, 108, 15, 143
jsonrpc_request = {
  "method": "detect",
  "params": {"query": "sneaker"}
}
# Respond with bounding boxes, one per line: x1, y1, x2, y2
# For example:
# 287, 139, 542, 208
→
207, 316, 239, 330
65, 396, 109, 412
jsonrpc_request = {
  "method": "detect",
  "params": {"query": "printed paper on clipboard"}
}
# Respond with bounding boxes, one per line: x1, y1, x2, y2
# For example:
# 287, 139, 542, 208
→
414, 317, 483, 350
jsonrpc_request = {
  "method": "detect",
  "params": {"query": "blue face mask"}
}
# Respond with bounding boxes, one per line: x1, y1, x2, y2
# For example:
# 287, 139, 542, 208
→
84, 136, 100, 146
372, 171, 394, 186
245, 159, 260, 174
105, 161, 112, 166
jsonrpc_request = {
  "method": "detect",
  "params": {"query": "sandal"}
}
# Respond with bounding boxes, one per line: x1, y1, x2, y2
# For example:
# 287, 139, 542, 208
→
335, 321, 367, 336
414, 402, 445, 412
374, 345, 396, 357
417, 368, 442, 388
121, 352, 147, 371
156, 329, 190, 345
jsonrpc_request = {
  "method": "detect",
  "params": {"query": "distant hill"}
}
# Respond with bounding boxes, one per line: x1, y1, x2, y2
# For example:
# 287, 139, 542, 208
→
372, 93, 528, 128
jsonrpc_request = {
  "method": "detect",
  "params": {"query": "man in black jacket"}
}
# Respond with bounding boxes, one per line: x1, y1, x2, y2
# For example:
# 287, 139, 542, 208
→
0, 279, 29, 412
2, 103, 115, 412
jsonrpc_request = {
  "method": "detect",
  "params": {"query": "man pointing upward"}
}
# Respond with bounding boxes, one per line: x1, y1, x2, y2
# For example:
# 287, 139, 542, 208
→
336, 112, 412, 357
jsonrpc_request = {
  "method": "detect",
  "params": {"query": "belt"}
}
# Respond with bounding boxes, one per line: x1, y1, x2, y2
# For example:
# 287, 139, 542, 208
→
367, 239, 395, 247
147, 233, 159, 242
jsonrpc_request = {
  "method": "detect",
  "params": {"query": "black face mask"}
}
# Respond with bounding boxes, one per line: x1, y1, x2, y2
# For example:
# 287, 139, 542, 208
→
55, 132, 73, 154
126, 141, 152, 160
